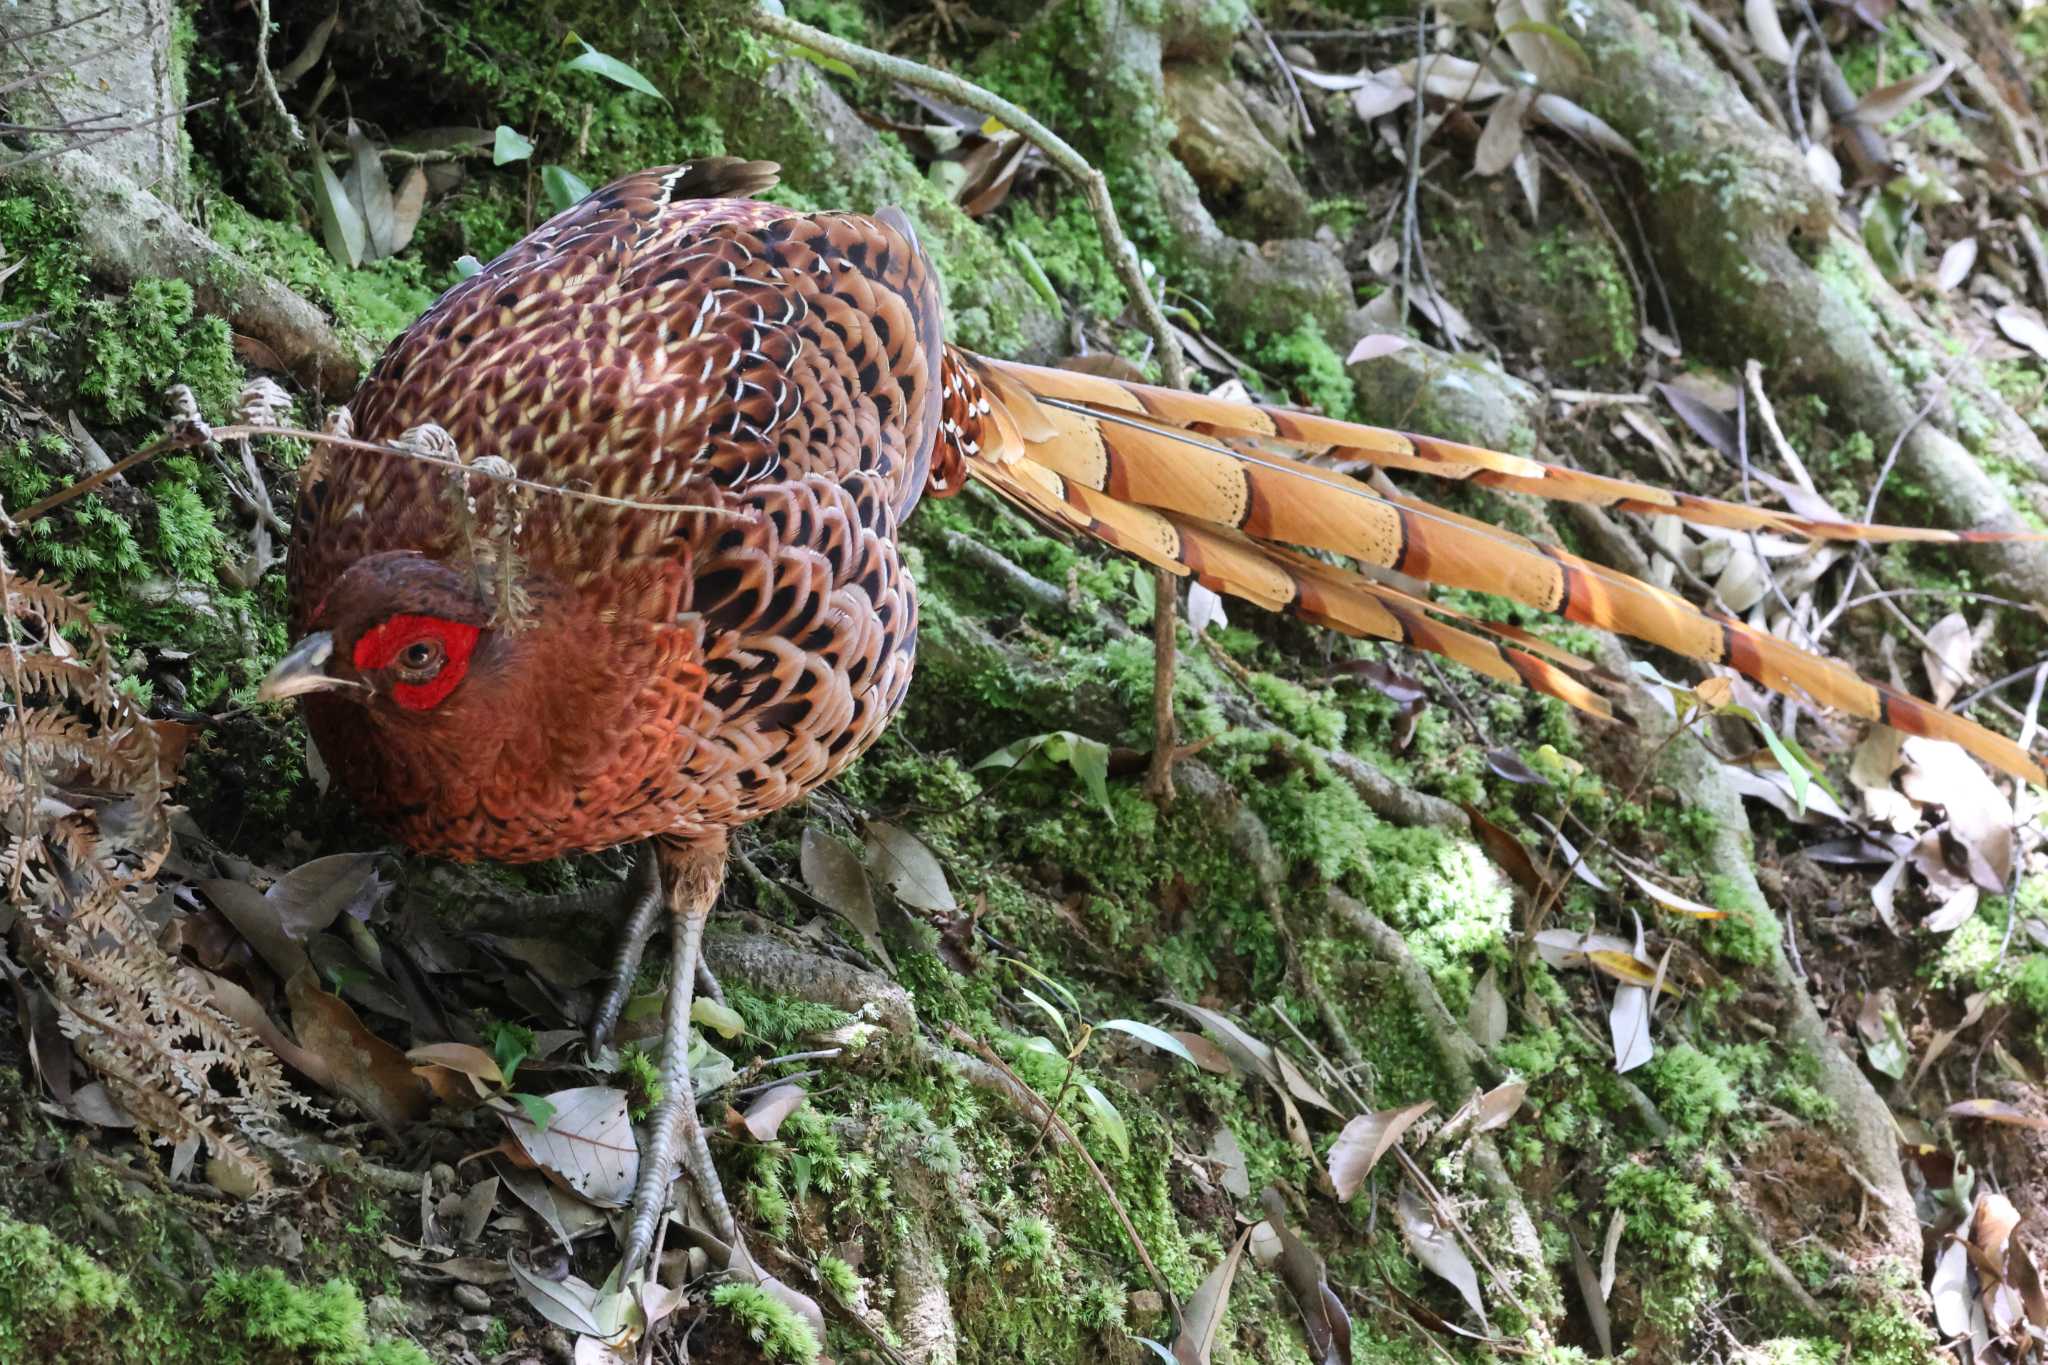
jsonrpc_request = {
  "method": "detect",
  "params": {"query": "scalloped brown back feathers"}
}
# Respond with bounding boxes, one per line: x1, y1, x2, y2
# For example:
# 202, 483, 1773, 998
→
289, 160, 2043, 872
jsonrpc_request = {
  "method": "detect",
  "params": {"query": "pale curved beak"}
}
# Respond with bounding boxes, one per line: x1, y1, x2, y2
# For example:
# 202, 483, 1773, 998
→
257, 631, 353, 701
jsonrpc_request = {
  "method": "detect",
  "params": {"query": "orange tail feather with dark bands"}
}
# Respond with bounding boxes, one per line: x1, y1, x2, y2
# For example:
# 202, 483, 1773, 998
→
937, 348, 2045, 784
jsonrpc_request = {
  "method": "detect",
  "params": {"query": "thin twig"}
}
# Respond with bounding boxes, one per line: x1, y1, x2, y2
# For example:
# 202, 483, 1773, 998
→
1253, 13, 1314, 139
1145, 566, 1180, 801
1955, 656, 2048, 714
251, 0, 303, 142
7, 423, 751, 529
740, 10, 1184, 390
947, 1024, 1183, 1333
1861, 342, 1978, 524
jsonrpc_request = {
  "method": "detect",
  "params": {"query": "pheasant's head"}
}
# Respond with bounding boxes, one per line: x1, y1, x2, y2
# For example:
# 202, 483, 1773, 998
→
258, 549, 702, 861
260, 551, 495, 717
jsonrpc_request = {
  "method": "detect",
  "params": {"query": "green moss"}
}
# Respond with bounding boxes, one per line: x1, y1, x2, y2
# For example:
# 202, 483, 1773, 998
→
710, 1283, 821, 1365
1842, 1266, 1940, 1365
1644, 1044, 1739, 1138
206, 196, 437, 347
0, 1215, 127, 1362
78, 278, 242, 423
1604, 1160, 1723, 1333
199, 1268, 429, 1365
1247, 318, 1357, 420
815, 1255, 859, 1303
614, 1042, 665, 1119
1531, 229, 1636, 367
724, 981, 857, 1048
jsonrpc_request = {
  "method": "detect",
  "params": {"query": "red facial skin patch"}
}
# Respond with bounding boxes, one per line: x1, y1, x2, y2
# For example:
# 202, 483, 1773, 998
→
352, 614, 482, 711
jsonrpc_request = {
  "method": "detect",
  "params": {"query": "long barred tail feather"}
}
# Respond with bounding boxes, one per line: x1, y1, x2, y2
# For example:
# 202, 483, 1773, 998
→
934, 346, 2047, 785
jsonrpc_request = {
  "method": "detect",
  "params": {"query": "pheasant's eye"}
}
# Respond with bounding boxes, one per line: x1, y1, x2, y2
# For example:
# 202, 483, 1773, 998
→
396, 638, 445, 681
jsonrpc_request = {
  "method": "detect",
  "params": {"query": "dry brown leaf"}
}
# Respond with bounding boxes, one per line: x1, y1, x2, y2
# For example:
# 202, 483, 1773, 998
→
1920, 611, 1976, 709
739, 1083, 806, 1142
1530, 93, 1636, 160
1899, 738, 2014, 891
285, 966, 429, 1127
862, 820, 956, 913
1260, 1187, 1354, 1363
1467, 965, 1507, 1047
1328, 1100, 1434, 1200
1351, 72, 1413, 121
1396, 1184, 1488, 1331
1996, 305, 2048, 361
1947, 1098, 2048, 1129
1171, 1030, 1235, 1075
1390, 54, 1509, 103
1851, 61, 1955, 126
1936, 237, 1978, 292
1609, 980, 1652, 1073
1473, 88, 1533, 177
801, 826, 893, 967
1174, 1227, 1252, 1365
498, 1087, 638, 1206
1345, 334, 1410, 364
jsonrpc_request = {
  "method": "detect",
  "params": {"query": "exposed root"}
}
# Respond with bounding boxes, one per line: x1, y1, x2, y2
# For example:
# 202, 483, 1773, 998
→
40, 150, 366, 398
701, 929, 916, 1038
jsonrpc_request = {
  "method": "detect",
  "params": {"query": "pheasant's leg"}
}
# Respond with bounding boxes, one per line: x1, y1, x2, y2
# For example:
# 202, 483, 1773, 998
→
618, 834, 735, 1280
587, 844, 663, 1052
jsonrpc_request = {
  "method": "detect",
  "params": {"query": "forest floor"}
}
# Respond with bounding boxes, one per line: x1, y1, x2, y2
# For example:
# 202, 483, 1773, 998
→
3, 0, 2048, 1362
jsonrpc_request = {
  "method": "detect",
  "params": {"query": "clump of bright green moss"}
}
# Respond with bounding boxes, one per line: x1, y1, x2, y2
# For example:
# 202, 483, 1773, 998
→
710, 1282, 822, 1365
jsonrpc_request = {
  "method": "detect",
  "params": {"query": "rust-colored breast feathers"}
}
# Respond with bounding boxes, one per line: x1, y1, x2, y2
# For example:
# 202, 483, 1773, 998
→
289, 161, 947, 861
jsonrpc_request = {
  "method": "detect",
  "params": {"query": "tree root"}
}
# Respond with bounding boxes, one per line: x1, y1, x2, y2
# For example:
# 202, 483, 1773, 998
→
1325, 891, 1556, 1321
1571, 0, 2048, 604
701, 928, 916, 1038
39, 149, 367, 399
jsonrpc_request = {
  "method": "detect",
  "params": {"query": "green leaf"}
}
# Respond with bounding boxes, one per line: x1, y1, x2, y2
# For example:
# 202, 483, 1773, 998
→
453, 254, 484, 280
1080, 1083, 1129, 1160
1016, 985, 1070, 1044
1098, 1019, 1199, 1067
975, 731, 1116, 821
1001, 957, 1080, 1014
774, 41, 857, 80
541, 164, 593, 213
489, 1021, 534, 1086
563, 40, 667, 101
1499, 19, 1591, 70
492, 125, 534, 166
1008, 237, 1060, 309
1719, 703, 1843, 816
310, 157, 366, 269
692, 997, 747, 1040
509, 1092, 556, 1131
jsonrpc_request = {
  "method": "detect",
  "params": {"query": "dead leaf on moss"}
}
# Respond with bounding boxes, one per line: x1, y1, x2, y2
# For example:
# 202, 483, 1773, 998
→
1946, 1098, 2048, 1130
497, 1086, 637, 1206
1172, 1225, 1251, 1365
1397, 1183, 1488, 1332
1329, 1100, 1434, 1200
1258, 1187, 1353, 1363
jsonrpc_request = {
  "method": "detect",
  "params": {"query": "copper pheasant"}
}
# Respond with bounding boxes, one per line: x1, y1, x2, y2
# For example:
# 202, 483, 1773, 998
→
261, 159, 2046, 1280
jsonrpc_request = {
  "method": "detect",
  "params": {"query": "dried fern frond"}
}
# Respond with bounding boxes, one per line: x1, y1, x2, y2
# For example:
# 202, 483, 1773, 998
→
0, 539, 308, 1190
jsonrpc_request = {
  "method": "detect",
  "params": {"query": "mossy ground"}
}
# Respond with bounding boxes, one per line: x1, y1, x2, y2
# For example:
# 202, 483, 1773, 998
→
6, 1, 2044, 1362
